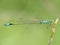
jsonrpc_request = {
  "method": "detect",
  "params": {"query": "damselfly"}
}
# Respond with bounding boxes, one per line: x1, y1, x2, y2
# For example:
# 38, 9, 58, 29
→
4, 19, 53, 26
3, 18, 59, 45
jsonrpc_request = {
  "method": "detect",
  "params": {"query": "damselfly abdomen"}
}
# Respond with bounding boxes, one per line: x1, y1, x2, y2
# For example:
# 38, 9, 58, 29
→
4, 23, 14, 26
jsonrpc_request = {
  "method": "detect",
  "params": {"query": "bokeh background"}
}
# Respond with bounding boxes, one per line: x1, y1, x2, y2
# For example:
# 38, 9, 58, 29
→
0, 0, 60, 45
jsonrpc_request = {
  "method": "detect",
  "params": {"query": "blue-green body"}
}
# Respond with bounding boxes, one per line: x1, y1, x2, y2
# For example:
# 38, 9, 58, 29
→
4, 20, 52, 26
4, 23, 13, 26
40, 20, 52, 24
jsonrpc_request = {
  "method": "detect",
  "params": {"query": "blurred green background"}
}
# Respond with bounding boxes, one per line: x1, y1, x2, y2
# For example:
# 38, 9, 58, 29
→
0, 0, 60, 45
